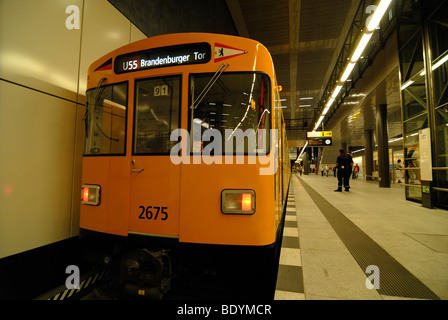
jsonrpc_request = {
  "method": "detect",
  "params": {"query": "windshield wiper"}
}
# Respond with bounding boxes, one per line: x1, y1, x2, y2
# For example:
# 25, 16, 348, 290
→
95, 123, 120, 142
190, 63, 229, 110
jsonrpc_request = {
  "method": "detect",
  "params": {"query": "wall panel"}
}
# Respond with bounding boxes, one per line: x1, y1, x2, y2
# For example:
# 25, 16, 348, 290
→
0, 0, 83, 101
0, 81, 76, 258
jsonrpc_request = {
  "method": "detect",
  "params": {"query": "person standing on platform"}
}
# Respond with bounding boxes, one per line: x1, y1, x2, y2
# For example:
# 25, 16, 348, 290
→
325, 164, 329, 177
396, 159, 404, 183
320, 164, 324, 176
353, 163, 359, 179
347, 151, 354, 180
334, 149, 354, 192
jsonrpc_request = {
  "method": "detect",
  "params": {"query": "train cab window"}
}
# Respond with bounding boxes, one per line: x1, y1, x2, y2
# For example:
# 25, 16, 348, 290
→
84, 82, 128, 155
189, 73, 270, 155
134, 76, 181, 154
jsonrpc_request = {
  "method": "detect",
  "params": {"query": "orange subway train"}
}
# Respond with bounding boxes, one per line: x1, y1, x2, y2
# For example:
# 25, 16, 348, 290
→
80, 33, 291, 299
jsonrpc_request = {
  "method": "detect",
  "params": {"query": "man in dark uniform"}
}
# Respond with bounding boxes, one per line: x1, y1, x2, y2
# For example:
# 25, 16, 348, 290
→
334, 149, 354, 192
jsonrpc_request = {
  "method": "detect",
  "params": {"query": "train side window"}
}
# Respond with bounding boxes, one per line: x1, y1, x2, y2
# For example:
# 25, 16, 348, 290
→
84, 82, 128, 155
134, 76, 181, 155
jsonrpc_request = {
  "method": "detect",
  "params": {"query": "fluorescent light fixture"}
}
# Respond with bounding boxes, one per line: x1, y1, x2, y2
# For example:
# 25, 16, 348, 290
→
299, 104, 311, 107
193, 118, 210, 129
366, 0, 392, 31
401, 80, 414, 90
331, 85, 343, 99
280, 98, 287, 101
389, 137, 403, 143
351, 32, 373, 62
341, 62, 356, 82
103, 99, 126, 110
431, 53, 448, 71
322, 106, 330, 115
326, 97, 335, 108
420, 53, 448, 76
300, 97, 313, 100
314, 115, 325, 130
298, 141, 309, 159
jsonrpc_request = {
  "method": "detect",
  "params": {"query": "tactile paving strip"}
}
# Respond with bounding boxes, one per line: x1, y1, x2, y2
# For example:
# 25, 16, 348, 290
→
274, 183, 305, 299
298, 177, 440, 300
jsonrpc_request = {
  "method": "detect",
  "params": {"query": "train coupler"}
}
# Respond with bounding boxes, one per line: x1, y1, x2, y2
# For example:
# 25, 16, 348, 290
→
120, 249, 172, 300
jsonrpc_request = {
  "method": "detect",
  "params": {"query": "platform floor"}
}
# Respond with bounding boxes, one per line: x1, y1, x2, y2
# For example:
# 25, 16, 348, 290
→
274, 173, 448, 300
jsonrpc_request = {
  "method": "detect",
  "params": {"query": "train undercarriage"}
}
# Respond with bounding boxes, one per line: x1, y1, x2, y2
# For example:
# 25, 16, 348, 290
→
78, 230, 282, 300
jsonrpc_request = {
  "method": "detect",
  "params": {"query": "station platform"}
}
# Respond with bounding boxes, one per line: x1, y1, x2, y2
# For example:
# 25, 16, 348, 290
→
275, 173, 448, 300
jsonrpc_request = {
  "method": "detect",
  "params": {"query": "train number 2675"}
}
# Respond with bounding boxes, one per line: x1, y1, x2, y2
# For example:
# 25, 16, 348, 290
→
138, 206, 168, 220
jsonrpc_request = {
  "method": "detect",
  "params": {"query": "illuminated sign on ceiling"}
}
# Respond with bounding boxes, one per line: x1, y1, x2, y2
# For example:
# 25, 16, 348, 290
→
307, 131, 333, 146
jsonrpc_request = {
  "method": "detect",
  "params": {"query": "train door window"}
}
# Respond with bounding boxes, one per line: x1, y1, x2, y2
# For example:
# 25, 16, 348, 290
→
134, 76, 181, 155
84, 82, 128, 155
189, 72, 270, 155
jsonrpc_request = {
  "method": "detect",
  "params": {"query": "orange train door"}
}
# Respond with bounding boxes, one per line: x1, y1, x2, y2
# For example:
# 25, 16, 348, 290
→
127, 75, 182, 238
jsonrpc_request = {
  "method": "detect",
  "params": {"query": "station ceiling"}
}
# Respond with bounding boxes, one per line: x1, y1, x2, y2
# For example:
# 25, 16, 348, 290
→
226, 0, 358, 143
109, 0, 402, 152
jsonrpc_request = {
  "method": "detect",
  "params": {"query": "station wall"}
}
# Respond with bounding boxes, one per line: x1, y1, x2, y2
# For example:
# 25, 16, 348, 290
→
0, 0, 146, 259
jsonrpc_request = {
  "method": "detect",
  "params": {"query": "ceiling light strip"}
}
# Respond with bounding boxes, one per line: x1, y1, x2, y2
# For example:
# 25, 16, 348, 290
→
366, 0, 392, 31
312, 0, 392, 134
351, 32, 374, 62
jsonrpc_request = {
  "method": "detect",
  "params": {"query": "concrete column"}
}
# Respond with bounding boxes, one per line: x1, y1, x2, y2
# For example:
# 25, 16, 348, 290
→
376, 103, 390, 187
364, 129, 374, 181
303, 150, 310, 175
313, 147, 319, 161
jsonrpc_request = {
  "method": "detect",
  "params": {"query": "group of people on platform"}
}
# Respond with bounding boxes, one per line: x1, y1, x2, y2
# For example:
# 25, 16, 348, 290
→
318, 161, 360, 180
294, 150, 405, 192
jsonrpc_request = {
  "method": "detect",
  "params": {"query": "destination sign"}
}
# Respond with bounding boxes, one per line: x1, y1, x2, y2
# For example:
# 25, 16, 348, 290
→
308, 137, 332, 146
114, 42, 211, 74
307, 131, 332, 138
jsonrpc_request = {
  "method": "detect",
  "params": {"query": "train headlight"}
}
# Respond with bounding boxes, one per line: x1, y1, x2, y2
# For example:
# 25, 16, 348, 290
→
81, 184, 101, 206
221, 190, 255, 215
